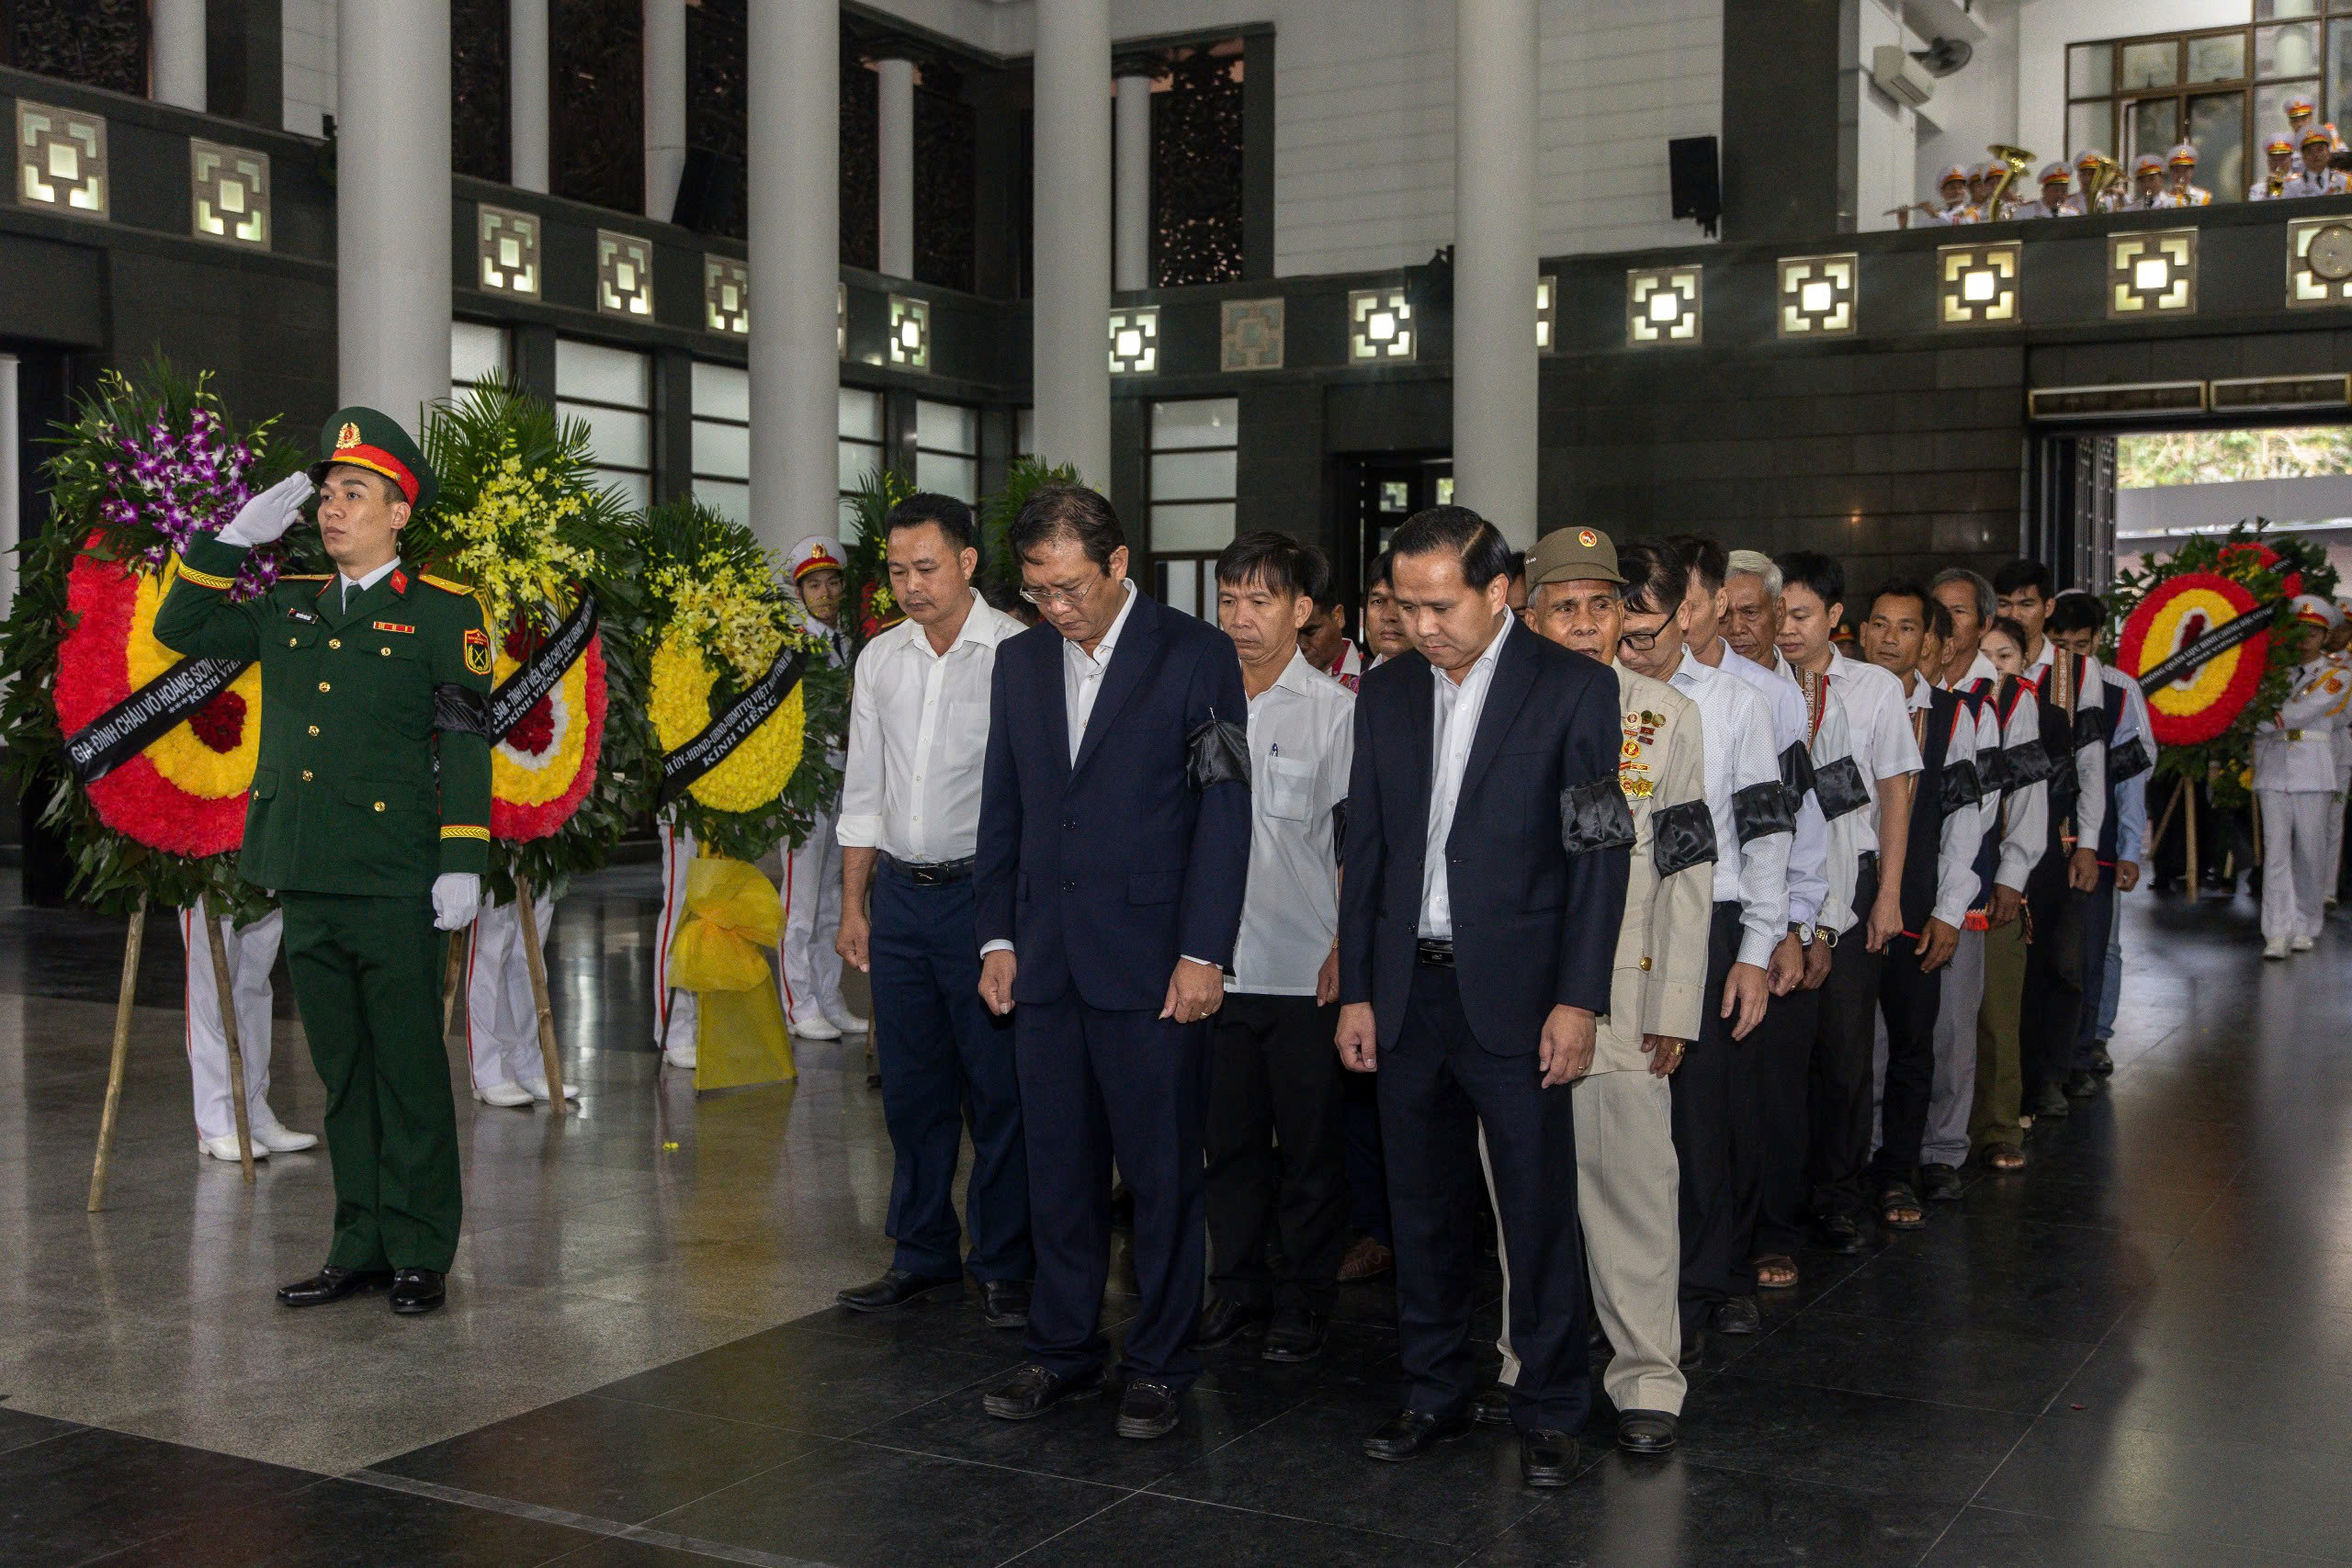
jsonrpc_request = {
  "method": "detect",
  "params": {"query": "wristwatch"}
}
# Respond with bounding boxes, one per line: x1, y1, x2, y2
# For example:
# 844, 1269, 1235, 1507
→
1789, 921, 1815, 948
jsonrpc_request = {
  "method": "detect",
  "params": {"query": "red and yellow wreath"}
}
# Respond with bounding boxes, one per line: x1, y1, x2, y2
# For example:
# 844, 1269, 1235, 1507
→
488, 610, 607, 841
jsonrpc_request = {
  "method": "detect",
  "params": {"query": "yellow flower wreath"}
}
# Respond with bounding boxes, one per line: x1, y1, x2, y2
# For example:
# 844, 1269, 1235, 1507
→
649, 634, 806, 814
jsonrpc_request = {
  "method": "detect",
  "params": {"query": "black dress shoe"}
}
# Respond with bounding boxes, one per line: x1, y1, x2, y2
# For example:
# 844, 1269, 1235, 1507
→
277, 1264, 391, 1307
2063, 1069, 2101, 1099
1471, 1387, 1513, 1427
2088, 1046, 2115, 1076
389, 1268, 445, 1315
1812, 1212, 1863, 1254
1917, 1163, 1964, 1203
1679, 1320, 1707, 1370
983, 1361, 1105, 1421
1520, 1427, 1577, 1487
979, 1279, 1030, 1329
1616, 1408, 1678, 1454
1116, 1377, 1183, 1439
1713, 1294, 1761, 1336
836, 1268, 961, 1313
1195, 1296, 1272, 1348
1261, 1306, 1328, 1363
2030, 1082, 2072, 1120
1363, 1408, 1473, 1461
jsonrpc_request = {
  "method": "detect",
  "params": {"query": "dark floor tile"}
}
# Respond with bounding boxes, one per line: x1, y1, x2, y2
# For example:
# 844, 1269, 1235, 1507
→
372, 1393, 825, 1524
0, 1405, 77, 1457
1012, 1490, 1468, 1568
1954, 1167, 2221, 1236
787, 1289, 1130, 1361
646, 1438, 1118, 1568
1877, 1212, 2177, 1288
1727, 1311, 2092, 1415
1162, 1317, 1402, 1403
1811, 1248, 2143, 1344
2051, 1338, 2352, 1455
1465, 1454, 1957, 1567
855, 1377, 1288, 1489
2115, 1279, 2352, 1380
1679, 1374, 2032, 1503
0, 1427, 318, 1568
81, 1476, 602, 1567
591, 1323, 1010, 1438
1917, 1505, 2326, 1568
1975, 1416, 2352, 1562
538, 1538, 737, 1568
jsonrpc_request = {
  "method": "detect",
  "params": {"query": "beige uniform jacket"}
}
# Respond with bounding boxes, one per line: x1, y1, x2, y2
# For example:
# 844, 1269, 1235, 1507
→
1591, 666, 1713, 1076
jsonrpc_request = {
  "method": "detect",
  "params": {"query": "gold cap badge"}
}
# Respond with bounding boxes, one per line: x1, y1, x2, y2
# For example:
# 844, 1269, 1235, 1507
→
336, 422, 361, 451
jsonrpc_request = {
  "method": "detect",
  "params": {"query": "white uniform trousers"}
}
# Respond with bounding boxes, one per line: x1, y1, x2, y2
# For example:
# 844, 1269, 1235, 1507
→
779, 805, 847, 1026
2259, 789, 2334, 942
181, 907, 280, 1142
655, 816, 698, 1054
466, 894, 555, 1091
2329, 771, 2349, 899
1484, 1073, 1685, 1416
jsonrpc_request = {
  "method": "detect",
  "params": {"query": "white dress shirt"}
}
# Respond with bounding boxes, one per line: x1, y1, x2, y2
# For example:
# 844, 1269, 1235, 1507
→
337, 556, 401, 606
1717, 641, 1828, 931
1419, 614, 1514, 940
1939, 653, 2005, 909
1825, 648, 1925, 843
1666, 651, 1790, 968
2108, 670, 2153, 864
1811, 675, 1865, 934
1903, 674, 1983, 931
2023, 640, 2108, 849
1957, 651, 2046, 895
1065, 579, 1139, 763
2254, 660, 2350, 793
836, 592, 1021, 864
1232, 649, 1355, 995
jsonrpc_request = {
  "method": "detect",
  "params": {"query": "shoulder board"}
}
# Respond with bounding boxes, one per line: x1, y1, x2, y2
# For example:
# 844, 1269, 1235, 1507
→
419, 573, 474, 596
279, 573, 330, 581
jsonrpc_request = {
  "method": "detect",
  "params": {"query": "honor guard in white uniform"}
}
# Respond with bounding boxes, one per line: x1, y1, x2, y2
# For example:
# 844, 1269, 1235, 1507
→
2256, 598, 2351, 958
2126, 153, 2167, 209
181, 906, 317, 1161
1920, 165, 1973, 226
2252, 135, 2296, 200
780, 536, 865, 1041
2327, 604, 2352, 904
464, 889, 577, 1106
2013, 163, 2076, 220
2072, 150, 2122, 215
2283, 95, 2339, 154
2163, 142, 2213, 207
2286, 126, 2351, 197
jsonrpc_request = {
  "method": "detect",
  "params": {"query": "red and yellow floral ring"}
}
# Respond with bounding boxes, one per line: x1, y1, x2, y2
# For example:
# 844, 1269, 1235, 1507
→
2116, 570, 2271, 747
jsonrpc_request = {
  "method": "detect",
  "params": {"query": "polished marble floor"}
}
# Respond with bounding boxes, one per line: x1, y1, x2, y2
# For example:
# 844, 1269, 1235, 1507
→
5, 868, 2352, 1566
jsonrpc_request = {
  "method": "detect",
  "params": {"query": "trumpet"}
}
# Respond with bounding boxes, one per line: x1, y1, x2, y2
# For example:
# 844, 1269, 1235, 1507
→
1985, 142, 2035, 219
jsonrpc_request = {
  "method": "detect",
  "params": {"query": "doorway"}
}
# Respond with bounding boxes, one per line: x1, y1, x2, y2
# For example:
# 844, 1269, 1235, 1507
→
1338, 452, 1452, 609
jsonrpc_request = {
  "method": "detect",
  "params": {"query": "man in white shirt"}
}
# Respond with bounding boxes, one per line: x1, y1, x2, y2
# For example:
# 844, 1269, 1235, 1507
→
2052, 592, 2150, 1094
1776, 551, 1921, 1253
780, 536, 865, 1043
1195, 533, 1355, 1366
832, 497, 1033, 1329
2252, 598, 2350, 957
1299, 580, 1363, 691
2285, 126, 2351, 197
1616, 541, 1790, 1359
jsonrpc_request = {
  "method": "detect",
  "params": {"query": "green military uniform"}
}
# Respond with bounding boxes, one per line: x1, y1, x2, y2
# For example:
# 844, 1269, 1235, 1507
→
154, 408, 492, 1277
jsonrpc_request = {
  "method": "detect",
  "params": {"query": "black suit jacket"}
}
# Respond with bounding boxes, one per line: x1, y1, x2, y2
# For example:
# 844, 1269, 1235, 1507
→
1337, 620, 1630, 1054
974, 589, 1252, 1011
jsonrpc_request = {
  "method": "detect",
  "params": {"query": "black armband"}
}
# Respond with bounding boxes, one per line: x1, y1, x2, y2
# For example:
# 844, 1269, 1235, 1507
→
2001, 739, 2052, 787
2108, 736, 2152, 784
1733, 778, 1796, 842
1778, 739, 1816, 798
1561, 777, 1636, 855
1975, 743, 2011, 795
1939, 758, 1984, 815
432, 682, 489, 737
1815, 755, 1871, 821
1653, 799, 1718, 878
1185, 716, 1250, 792
2073, 703, 2111, 747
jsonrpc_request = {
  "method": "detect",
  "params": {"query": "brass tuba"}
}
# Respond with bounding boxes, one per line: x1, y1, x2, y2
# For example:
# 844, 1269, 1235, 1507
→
2080, 152, 2121, 210
1985, 143, 2035, 218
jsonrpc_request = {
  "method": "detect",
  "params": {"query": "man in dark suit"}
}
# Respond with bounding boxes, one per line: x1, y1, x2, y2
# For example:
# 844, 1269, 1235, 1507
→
972, 486, 1252, 1440
1336, 506, 1631, 1487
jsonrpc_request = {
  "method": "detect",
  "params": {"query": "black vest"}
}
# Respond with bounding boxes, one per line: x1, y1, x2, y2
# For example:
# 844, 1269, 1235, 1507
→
1897, 685, 1965, 933
1956, 676, 1999, 913
2096, 677, 2127, 863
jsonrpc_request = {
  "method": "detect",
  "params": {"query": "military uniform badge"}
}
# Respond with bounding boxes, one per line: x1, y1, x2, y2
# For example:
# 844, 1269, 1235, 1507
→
464, 626, 492, 675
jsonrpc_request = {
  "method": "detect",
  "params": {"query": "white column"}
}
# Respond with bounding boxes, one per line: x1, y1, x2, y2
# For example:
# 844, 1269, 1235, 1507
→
152, 0, 209, 111
876, 56, 915, 277
1114, 73, 1151, 293
0, 355, 18, 631
1452, 0, 1539, 547
338, 0, 453, 425
748, 0, 840, 555
1032, 0, 1112, 487
511, 0, 550, 193
644, 0, 688, 220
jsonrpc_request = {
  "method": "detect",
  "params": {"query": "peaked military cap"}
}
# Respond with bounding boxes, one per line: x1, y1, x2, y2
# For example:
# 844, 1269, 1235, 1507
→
310, 406, 437, 513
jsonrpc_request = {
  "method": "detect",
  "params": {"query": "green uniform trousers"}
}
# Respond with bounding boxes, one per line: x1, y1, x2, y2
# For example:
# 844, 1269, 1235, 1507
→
282, 891, 462, 1273
1969, 915, 2028, 1155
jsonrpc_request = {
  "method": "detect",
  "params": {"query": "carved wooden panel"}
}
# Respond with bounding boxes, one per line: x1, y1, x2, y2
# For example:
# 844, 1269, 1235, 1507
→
1152, 49, 1246, 288
913, 85, 974, 292
4, 0, 145, 96
551, 0, 642, 214
686, 0, 748, 237
451, 0, 511, 184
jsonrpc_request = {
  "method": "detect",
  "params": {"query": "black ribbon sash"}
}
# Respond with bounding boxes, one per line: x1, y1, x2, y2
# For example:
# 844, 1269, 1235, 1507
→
487, 592, 598, 743
2134, 599, 2278, 697
64, 655, 251, 785
657, 646, 808, 807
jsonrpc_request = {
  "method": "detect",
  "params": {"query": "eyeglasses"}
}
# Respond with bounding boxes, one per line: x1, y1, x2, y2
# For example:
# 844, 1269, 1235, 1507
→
1619, 626, 1665, 652
1020, 581, 1096, 609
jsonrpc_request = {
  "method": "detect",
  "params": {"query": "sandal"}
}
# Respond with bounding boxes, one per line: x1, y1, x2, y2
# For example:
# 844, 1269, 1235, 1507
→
1981, 1143, 2026, 1172
1877, 1181, 1926, 1231
1752, 1254, 1799, 1291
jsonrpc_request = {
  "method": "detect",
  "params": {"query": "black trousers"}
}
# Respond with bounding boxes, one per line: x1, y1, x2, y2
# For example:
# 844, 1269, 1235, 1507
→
1671, 903, 1747, 1309
2019, 881, 2086, 1102
1341, 1070, 1392, 1247
1867, 932, 1943, 1182
1745, 975, 1819, 1261
1808, 862, 1883, 1222
2069, 867, 2117, 1071
1378, 964, 1589, 1434
1205, 992, 1349, 1314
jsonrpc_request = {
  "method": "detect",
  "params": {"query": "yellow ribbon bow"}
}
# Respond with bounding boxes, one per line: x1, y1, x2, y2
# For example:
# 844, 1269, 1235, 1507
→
668, 854, 795, 1089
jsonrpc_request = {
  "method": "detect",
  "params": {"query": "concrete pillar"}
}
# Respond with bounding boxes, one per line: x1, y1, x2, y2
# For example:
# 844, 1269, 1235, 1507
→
152, 0, 208, 111
644, 0, 687, 220
1114, 73, 1151, 292
1453, 0, 1538, 547
511, 0, 550, 192
0, 355, 18, 624
747, 0, 840, 554
1032, 0, 1112, 488
338, 0, 453, 427
876, 56, 915, 278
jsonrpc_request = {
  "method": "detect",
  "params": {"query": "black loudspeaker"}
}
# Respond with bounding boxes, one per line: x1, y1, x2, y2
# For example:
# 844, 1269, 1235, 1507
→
1668, 135, 1721, 237
671, 146, 743, 233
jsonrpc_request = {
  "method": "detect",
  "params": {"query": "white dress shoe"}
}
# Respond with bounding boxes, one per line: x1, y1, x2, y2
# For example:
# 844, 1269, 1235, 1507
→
522, 1077, 582, 1102
250, 1122, 319, 1153
2264, 936, 2290, 960
198, 1134, 267, 1162
473, 1081, 536, 1108
663, 1043, 697, 1070
791, 1012, 843, 1041
2292, 934, 2315, 953
827, 1009, 870, 1036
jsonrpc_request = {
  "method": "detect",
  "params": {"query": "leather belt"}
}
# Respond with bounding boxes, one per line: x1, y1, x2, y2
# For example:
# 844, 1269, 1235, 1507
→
1416, 938, 1455, 967
881, 853, 974, 886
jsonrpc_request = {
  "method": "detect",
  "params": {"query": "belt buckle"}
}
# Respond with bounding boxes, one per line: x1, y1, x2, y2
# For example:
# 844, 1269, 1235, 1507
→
1416, 938, 1454, 967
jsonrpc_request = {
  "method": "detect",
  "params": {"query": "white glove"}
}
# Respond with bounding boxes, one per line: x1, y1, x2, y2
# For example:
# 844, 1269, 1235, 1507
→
431, 872, 482, 932
216, 472, 314, 547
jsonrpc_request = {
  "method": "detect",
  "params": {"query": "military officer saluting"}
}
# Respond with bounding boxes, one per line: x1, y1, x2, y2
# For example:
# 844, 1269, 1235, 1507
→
156, 408, 492, 1317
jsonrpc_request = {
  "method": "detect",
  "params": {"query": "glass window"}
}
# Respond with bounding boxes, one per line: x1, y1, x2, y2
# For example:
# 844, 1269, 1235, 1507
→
2332, 24, 2352, 125
2261, 0, 2322, 18
1015, 408, 1035, 458
2261, 20, 2324, 77
2122, 40, 2178, 89
691, 361, 750, 525
1149, 449, 1238, 502
914, 399, 978, 504
1150, 398, 1238, 450
2188, 33, 2248, 84
554, 336, 651, 507
2127, 96, 2182, 161
2070, 42, 2113, 99
2068, 101, 2112, 157
1147, 398, 1238, 586
838, 387, 887, 533
450, 321, 508, 395
2189, 93, 2247, 195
